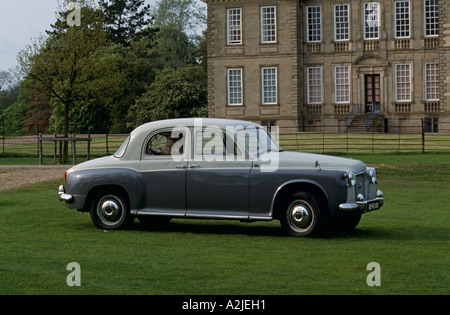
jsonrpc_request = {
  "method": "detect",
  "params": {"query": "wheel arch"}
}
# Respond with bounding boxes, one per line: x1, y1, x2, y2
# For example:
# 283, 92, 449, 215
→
271, 180, 330, 220
82, 184, 131, 213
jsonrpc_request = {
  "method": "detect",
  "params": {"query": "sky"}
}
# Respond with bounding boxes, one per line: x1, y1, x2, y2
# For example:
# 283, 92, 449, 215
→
0, 0, 165, 73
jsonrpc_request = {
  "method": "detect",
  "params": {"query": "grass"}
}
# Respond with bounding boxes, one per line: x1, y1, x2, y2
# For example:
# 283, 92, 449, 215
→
0, 153, 449, 295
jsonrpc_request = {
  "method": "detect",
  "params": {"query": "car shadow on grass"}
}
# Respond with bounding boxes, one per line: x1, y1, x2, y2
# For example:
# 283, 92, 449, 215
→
135, 221, 450, 241
132, 219, 285, 237
76, 217, 445, 240
130, 218, 387, 239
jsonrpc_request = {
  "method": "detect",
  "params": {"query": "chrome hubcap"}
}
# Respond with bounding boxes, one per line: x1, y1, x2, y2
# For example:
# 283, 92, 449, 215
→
97, 196, 124, 225
291, 205, 310, 228
288, 200, 314, 232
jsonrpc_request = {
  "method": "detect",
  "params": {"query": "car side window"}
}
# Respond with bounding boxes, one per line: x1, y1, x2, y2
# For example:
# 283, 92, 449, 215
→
194, 130, 241, 156
146, 131, 184, 156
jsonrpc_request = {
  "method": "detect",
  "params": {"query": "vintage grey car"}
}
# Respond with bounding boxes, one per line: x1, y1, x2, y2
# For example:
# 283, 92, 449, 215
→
58, 118, 383, 237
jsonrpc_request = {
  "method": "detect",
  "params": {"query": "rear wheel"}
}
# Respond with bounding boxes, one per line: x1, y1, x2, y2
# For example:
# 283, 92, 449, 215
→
280, 191, 327, 237
90, 189, 133, 230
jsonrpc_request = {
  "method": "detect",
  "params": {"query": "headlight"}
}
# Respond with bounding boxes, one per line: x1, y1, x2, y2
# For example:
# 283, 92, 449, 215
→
368, 168, 377, 184
346, 171, 356, 187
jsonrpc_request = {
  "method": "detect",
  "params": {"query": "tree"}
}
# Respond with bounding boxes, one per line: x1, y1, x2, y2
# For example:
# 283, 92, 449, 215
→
24, 88, 52, 134
99, 0, 152, 45
0, 86, 20, 115
0, 71, 20, 129
150, 27, 197, 69
151, 0, 206, 35
127, 65, 207, 128
17, 1, 124, 161
108, 41, 158, 133
99, 0, 161, 132
0, 86, 30, 136
0, 71, 14, 91
149, 0, 206, 68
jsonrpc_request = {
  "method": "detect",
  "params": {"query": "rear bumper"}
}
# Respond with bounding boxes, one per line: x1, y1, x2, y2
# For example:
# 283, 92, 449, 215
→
339, 190, 384, 213
58, 185, 73, 202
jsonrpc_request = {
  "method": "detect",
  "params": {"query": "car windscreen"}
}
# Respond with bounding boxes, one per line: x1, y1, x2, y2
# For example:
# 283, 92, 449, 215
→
235, 126, 282, 156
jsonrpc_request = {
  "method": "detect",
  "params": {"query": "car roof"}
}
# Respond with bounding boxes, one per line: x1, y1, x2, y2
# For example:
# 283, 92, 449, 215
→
132, 118, 260, 135
123, 118, 261, 160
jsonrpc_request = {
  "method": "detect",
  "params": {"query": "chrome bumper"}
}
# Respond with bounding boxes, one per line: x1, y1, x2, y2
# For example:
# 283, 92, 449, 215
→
58, 185, 73, 202
339, 190, 384, 213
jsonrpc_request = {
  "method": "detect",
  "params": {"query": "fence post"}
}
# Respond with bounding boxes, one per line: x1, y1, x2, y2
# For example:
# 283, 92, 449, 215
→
39, 133, 43, 165
345, 130, 349, 154
87, 133, 91, 161
59, 139, 62, 164
322, 119, 325, 154
372, 126, 375, 154
422, 119, 425, 154
36, 133, 39, 157
106, 133, 109, 155
72, 133, 77, 165
54, 134, 57, 162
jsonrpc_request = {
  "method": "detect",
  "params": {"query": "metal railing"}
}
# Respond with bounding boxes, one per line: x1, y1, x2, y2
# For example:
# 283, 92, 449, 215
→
277, 118, 450, 154
0, 134, 128, 163
344, 104, 362, 132
364, 103, 381, 131
1, 120, 449, 164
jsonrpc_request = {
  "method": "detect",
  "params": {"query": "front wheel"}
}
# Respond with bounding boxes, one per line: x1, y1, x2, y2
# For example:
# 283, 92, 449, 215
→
90, 189, 133, 230
279, 191, 327, 237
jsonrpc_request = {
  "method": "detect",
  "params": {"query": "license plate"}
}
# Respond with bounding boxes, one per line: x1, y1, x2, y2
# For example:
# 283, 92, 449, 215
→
368, 201, 380, 211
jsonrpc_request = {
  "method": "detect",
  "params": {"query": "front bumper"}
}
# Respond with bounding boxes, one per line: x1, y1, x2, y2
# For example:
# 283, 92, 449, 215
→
58, 185, 73, 202
339, 190, 384, 213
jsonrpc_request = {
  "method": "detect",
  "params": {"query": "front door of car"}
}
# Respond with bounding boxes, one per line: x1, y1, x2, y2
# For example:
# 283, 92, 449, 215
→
139, 128, 188, 216
186, 128, 252, 218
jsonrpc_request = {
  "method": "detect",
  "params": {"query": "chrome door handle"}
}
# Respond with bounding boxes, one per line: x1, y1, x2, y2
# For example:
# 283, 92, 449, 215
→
188, 164, 201, 168
175, 165, 187, 169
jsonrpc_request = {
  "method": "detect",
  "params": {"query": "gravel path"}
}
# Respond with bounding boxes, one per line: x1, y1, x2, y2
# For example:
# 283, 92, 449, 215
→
0, 165, 71, 192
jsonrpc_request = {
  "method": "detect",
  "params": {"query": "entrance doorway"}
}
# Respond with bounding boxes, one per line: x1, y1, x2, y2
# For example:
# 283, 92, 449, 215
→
365, 74, 380, 113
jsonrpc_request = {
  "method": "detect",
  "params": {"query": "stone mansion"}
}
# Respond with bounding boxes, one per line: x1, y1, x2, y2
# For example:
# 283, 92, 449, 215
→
202, 0, 450, 133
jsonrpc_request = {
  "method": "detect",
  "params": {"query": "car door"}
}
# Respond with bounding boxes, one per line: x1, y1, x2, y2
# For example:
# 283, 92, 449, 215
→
186, 127, 252, 218
138, 128, 189, 216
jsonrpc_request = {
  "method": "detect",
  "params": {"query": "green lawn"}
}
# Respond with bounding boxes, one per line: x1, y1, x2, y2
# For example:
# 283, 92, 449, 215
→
0, 154, 448, 295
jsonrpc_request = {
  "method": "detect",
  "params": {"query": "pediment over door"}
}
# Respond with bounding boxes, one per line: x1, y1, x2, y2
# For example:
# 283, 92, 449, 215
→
352, 54, 390, 67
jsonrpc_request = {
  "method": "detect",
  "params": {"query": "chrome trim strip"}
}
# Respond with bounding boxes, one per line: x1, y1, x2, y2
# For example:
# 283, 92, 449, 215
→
133, 210, 273, 221
269, 179, 329, 217
248, 216, 272, 221
186, 213, 248, 220
135, 210, 185, 217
